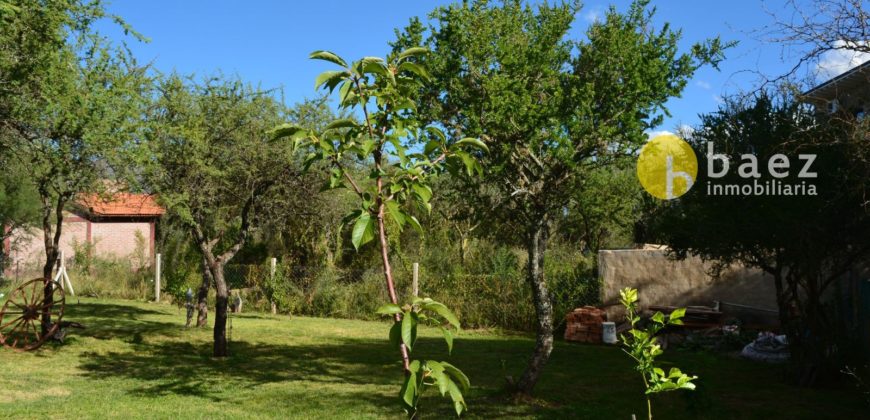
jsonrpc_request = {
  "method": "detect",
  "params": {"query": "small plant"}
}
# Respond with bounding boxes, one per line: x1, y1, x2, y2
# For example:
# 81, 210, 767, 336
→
378, 297, 469, 418
619, 287, 697, 420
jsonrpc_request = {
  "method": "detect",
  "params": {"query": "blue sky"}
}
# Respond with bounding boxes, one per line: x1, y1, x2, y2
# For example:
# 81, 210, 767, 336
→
95, 1, 867, 134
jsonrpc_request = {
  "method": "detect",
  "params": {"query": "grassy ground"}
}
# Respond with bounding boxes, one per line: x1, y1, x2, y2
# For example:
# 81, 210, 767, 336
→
0, 298, 865, 419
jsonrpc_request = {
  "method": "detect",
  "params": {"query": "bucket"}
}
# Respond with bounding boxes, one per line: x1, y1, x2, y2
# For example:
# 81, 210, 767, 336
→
601, 321, 617, 344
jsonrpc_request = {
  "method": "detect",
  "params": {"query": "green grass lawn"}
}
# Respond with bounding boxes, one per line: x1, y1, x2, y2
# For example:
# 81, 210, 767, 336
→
0, 298, 865, 419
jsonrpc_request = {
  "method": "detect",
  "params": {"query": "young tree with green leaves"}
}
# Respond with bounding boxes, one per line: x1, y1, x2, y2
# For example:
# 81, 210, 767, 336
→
0, 0, 148, 332
393, 0, 729, 395
145, 74, 297, 357
271, 48, 485, 417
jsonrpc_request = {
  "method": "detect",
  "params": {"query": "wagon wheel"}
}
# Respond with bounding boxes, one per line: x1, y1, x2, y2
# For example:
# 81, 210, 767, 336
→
0, 278, 65, 351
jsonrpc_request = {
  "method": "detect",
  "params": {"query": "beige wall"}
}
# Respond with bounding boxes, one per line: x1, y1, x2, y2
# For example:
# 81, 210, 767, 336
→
599, 247, 778, 325
6, 212, 153, 273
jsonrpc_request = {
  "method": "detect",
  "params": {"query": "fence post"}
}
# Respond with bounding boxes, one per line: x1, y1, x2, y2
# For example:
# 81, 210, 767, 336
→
154, 253, 161, 303
270, 257, 277, 314
412, 262, 419, 297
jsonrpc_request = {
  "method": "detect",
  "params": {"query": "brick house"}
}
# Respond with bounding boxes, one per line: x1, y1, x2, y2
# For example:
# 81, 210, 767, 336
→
3, 193, 164, 274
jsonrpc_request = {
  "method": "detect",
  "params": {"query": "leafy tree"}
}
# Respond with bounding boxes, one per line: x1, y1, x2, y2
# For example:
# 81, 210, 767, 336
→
271, 49, 484, 416
0, 0, 147, 332
394, 0, 729, 395
649, 93, 870, 384
144, 74, 297, 357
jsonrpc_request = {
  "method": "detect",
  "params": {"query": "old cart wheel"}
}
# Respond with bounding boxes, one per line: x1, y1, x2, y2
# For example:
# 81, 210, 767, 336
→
0, 278, 65, 351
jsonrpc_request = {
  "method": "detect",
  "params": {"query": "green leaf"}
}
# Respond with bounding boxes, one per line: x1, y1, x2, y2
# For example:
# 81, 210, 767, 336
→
376, 303, 402, 315
651, 311, 665, 325
385, 200, 405, 228
398, 61, 431, 82
309, 50, 348, 67
398, 47, 429, 60
400, 362, 419, 407
389, 321, 402, 348
325, 118, 359, 131
441, 361, 470, 392
445, 376, 467, 416
427, 360, 449, 395
406, 215, 423, 235
439, 326, 454, 355
423, 301, 461, 330
453, 137, 489, 152
401, 310, 417, 352
411, 183, 432, 203
268, 124, 307, 141
668, 307, 686, 323
351, 212, 375, 250
314, 70, 348, 91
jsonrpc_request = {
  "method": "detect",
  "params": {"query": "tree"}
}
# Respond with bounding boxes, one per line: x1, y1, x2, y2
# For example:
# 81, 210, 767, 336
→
648, 93, 870, 385
394, 0, 729, 395
271, 48, 483, 416
144, 74, 297, 357
761, 0, 870, 84
0, 0, 147, 332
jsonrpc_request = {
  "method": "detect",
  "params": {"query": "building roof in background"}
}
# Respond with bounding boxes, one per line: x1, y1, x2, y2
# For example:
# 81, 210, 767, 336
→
76, 193, 164, 217
802, 60, 870, 105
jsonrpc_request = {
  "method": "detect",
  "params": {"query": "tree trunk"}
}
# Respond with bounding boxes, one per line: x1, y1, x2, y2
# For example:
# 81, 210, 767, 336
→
376, 204, 411, 373
196, 255, 211, 327
516, 219, 553, 395
40, 194, 65, 334
212, 262, 229, 358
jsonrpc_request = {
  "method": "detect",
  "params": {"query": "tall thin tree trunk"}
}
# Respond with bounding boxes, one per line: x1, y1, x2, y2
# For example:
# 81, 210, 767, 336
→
40, 193, 64, 334
196, 255, 211, 327
377, 203, 411, 372
212, 262, 229, 358
516, 219, 553, 395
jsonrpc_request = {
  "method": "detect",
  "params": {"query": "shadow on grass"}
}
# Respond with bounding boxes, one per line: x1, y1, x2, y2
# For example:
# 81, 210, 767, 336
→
63, 302, 182, 342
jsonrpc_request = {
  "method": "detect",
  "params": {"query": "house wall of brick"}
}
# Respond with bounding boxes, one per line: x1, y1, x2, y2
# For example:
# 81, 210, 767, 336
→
91, 221, 153, 266
6, 211, 155, 274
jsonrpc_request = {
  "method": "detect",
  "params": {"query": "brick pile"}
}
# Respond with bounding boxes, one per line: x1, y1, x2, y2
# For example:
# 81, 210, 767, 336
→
564, 306, 607, 343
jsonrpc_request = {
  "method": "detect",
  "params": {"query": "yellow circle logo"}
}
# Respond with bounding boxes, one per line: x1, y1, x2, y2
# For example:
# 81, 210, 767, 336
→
637, 134, 698, 200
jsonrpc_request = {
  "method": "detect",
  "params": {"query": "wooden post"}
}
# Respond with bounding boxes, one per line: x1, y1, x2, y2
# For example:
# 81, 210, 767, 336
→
412, 262, 419, 297
270, 257, 277, 314
154, 253, 161, 303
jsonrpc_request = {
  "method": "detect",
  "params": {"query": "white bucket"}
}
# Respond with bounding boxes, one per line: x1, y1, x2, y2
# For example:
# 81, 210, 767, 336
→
601, 322, 617, 344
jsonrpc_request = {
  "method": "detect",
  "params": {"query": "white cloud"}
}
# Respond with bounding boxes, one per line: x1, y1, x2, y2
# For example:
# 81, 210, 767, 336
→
646, 130, 675, 139
713, 95, 724, 104
583, 7, 603, 23
817, 40, 870, 79
695, 80, 712, 90
678, 124, 695, 137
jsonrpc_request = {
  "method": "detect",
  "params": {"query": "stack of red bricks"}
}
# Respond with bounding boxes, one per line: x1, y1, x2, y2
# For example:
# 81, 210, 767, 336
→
564, 306, 607, 343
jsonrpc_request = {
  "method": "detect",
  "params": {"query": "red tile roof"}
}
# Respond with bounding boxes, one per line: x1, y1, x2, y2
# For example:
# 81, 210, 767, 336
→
76, 193, 165, 217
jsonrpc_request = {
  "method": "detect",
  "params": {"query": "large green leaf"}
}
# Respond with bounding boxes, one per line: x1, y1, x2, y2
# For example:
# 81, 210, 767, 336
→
314, 70, 348, 91
445, 376, 467, 416
351, 212, 375, 250
400, 361, 420, 407
325, 118, 359, 131
426, 360, 449, 395
309, 50, 347, 67
385, 200, 405, 228
441, 361, 470, 392
454, 137, 489, 152
398, 61, 431, 82
268, 124, 307, 141
376, 303, 402, 315
438, 326, 454, 355
401, 310, 417, 352
389, 321, 402, 348
398, 46, 429, 60
423, 301, 461, 330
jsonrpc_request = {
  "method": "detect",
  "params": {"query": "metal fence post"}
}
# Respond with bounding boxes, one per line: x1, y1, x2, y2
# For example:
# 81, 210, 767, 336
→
270, 257, 277, 314
412, 262, 419, 297
154, 253, 161, 303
